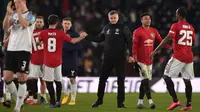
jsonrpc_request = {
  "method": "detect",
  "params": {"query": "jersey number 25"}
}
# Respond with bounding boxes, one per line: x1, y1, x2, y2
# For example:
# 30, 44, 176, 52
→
178, 30, 193, 46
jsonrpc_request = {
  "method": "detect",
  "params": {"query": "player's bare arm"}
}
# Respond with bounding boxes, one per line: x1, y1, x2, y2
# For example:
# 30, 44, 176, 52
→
70, 32, 87, 44
150, 36, 172, 60
3, 30, 10, 47
15, 0, 30, 28
3, 1, 13, 30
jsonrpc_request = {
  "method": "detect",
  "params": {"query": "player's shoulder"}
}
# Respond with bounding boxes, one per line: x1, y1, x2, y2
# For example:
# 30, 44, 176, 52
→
33, 29, 42, 33
40, 29, 48, 33
171, 22, 178, 27
150, 27, 158, 32
133, 27, 143, 33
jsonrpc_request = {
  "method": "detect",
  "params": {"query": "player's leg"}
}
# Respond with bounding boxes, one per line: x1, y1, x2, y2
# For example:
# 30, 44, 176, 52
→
3, 85, 12, 108
39, 77, 48, 104
145, 65, 155, 109
0, 65, 4, 103
14, 73, 28, 111
163, 58, 184, 110
135, 62, 148, 109
14, 51, 31, 111
0, 80, 4, 103
44, 65, 56, 107
26, 78, 33, 102
92, 57, 113, 108
61, 67, 69, 105
68, 73, 77, 105
27, 63, 40, 105
180, 63, 194, 111
3, 51, 17, 102
54, 65, 63, 107
3, 76, 19, 108
114, 56, 126, 108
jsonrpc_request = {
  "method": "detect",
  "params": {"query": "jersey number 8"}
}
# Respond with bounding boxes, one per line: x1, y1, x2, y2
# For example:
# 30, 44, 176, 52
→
48, 38, 56, 52
178, 30, 193, 46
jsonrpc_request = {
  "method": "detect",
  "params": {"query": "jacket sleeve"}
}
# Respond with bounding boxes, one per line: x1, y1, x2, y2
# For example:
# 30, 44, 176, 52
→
124, 25, 132, 56
86, 26, 106, 43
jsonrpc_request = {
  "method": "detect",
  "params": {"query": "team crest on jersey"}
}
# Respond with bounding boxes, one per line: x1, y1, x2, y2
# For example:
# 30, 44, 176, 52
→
115, 28, 120, 34
150, 33, 155, 38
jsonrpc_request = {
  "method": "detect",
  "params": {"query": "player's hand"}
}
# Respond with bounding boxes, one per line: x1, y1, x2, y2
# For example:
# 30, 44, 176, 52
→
15, 0, 22, 12
6, 1, 13, 14
80, 32, 88, 38
127, 56, 135, 63
149, 51, 157, 60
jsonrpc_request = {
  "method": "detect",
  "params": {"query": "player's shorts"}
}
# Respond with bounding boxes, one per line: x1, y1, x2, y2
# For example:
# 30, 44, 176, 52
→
43, 65, 62, 82
4, 51, 31, 74
29, 63, 44, 78
137, 62, 152, 80
164, 57, 194, 79
62, 68, 77, 78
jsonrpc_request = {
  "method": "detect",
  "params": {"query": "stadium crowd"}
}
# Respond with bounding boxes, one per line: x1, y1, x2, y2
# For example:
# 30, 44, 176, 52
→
0, 0, 200, 77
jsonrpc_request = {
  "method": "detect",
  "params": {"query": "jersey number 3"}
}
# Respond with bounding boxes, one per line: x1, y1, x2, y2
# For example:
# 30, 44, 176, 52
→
48, 38, 56, 52
178, 30, 193, 46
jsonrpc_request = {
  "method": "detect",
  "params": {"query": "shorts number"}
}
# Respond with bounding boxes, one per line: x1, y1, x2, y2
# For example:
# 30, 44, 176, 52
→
178, 30, 193, 46
21, 61, 27, 71
48, 38, 56, 52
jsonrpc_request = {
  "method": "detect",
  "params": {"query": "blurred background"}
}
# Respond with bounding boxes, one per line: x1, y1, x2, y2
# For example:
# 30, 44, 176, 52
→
0, 0, 200, 78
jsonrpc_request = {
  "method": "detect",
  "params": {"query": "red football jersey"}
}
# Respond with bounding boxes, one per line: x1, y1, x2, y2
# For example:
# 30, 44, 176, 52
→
132, 27, 168, 65
31, 29, 44, 65
168, 21, 195, 63
39, 28, 72, 67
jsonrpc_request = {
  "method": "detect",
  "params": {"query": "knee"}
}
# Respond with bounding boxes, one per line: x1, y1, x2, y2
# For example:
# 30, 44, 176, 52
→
17, 73, 28, 82
183, 79, 192, 88
5, 80, 13, 85
3, 74, 14, 81
18, 81, 27, 84
70, 78, 76, 84
163, 75, 171, 82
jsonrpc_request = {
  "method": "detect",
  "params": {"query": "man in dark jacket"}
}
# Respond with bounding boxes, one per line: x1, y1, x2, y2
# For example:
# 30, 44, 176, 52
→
86, 10, 133, 108
61, 17, 81, 105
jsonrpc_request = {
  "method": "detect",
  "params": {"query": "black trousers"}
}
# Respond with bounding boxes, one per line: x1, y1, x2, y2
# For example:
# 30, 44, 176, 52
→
97, 56, 126, 104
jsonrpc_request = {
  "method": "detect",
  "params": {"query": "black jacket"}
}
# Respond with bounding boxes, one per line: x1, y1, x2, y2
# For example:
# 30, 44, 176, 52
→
86, 22, 132, 57
63, 28, 81, 51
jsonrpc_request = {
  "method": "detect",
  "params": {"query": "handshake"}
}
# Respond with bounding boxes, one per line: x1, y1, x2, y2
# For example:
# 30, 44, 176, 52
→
80, 32, 88, 39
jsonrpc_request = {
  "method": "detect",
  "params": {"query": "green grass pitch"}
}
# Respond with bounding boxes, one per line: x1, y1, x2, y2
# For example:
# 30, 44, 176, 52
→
0, 93, 199, 112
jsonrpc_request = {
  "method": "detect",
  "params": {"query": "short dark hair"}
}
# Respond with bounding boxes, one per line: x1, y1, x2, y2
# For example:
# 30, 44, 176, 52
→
36, 16, 44, 20
177, 7, 187, 18
108, 10, 118, 15
140, 13, 151, 19
48, 14, 59, 25
62, 17, 72, 22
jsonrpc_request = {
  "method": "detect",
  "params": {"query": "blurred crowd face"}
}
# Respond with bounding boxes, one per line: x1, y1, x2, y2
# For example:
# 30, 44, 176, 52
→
35, 18, 44, 29
109, 14, 119, 24
62, 20, 72, 31
141, 15, 151, 27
